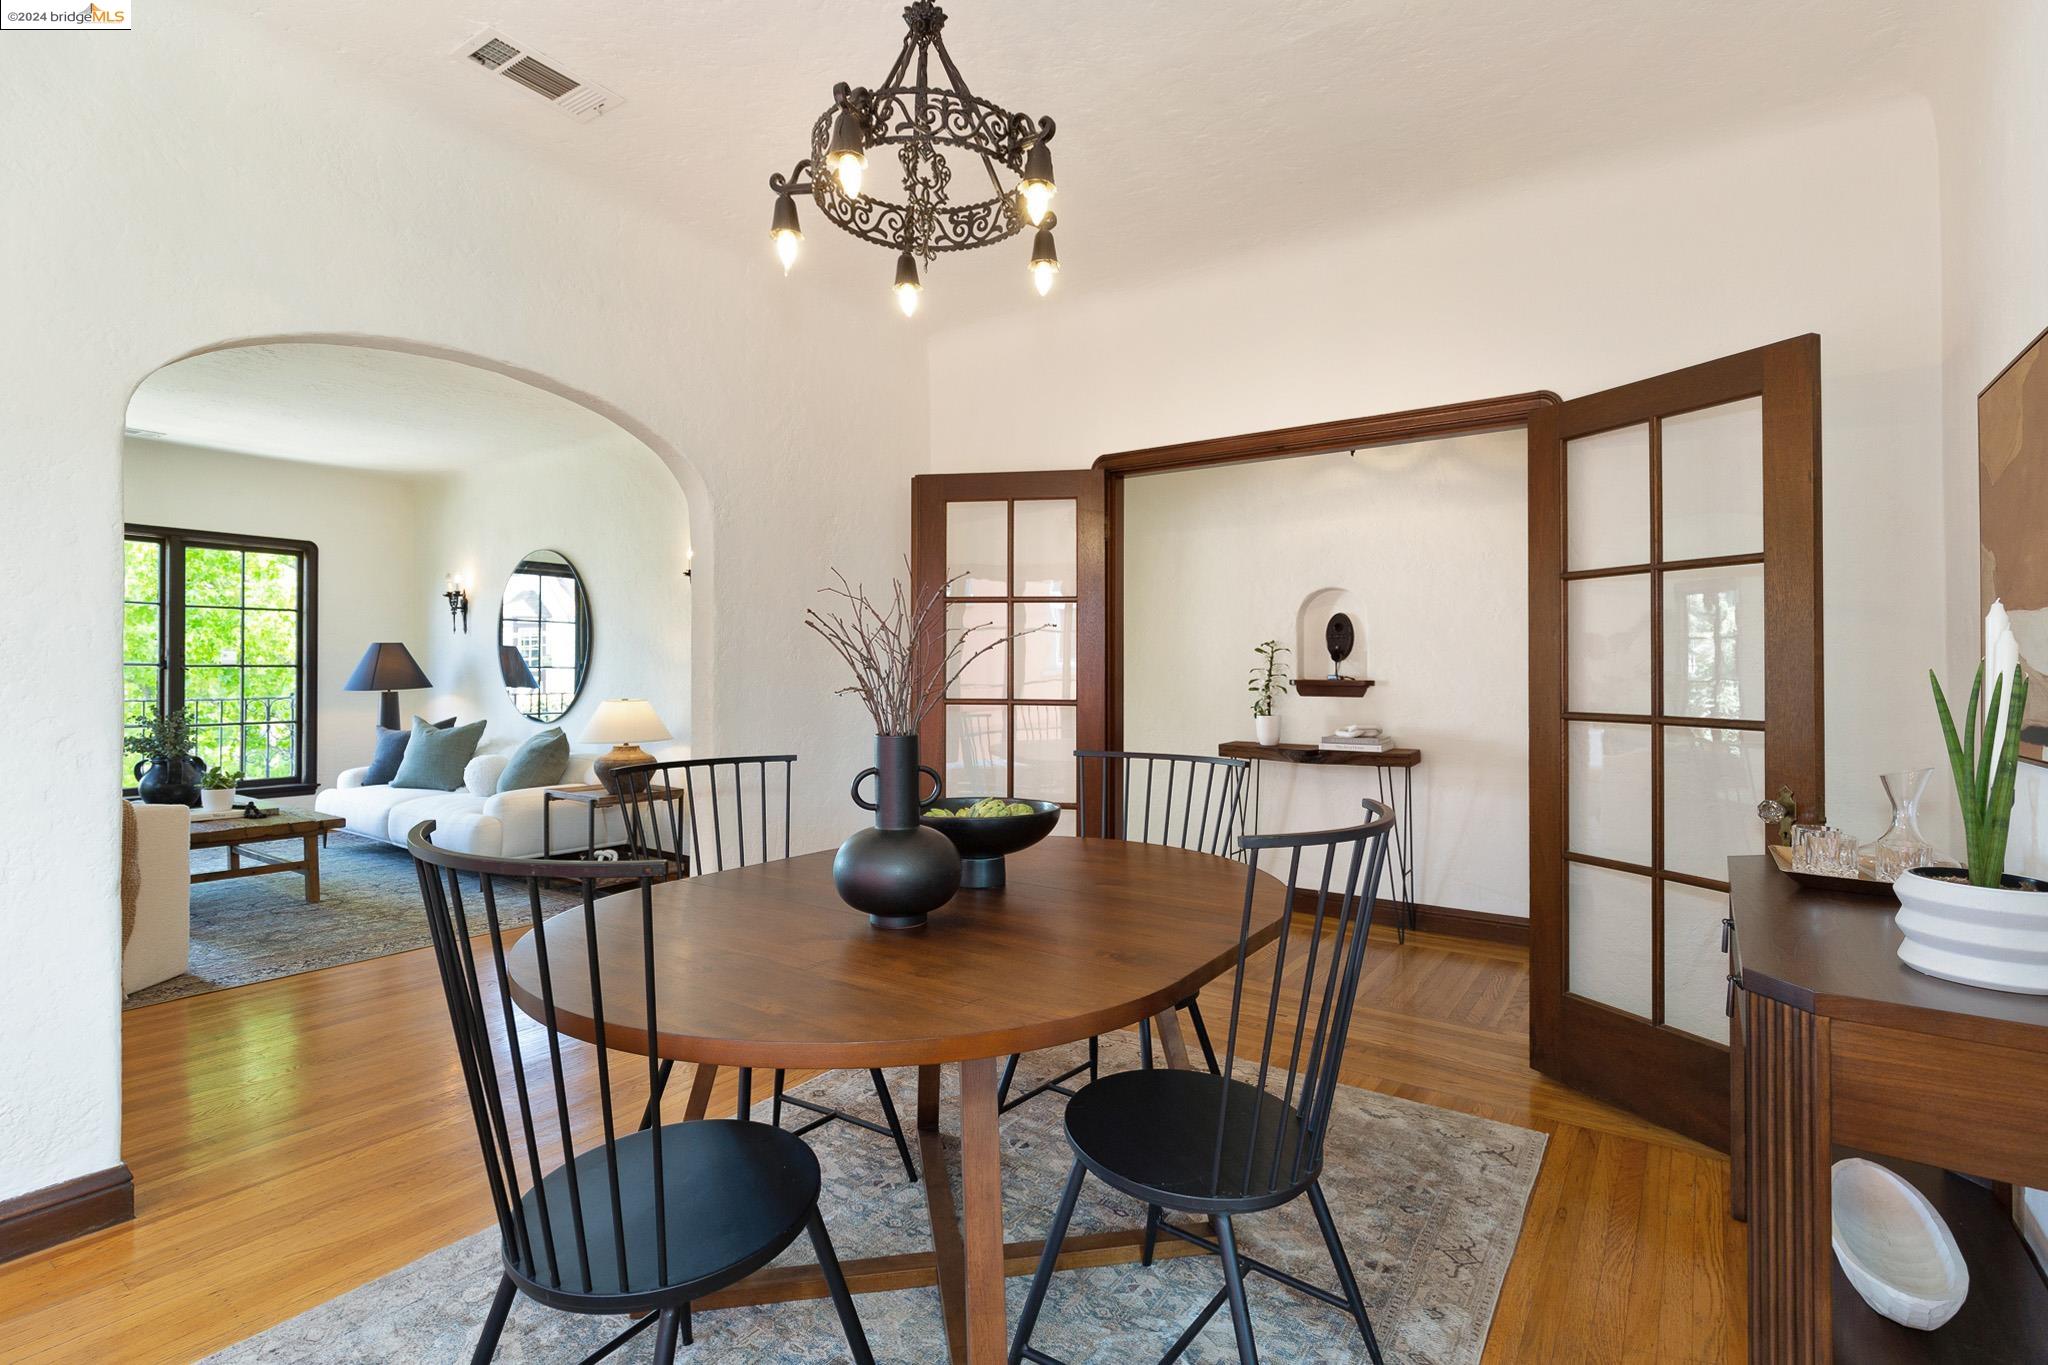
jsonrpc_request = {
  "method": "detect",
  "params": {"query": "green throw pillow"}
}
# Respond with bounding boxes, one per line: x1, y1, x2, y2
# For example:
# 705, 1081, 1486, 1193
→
390, 717, 486, 791
496, 726, 569, 792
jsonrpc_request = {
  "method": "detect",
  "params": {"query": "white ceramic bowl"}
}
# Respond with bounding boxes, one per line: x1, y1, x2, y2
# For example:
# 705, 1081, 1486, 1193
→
1894, 867, 2048, 994
1830, 1158, 1969, 1330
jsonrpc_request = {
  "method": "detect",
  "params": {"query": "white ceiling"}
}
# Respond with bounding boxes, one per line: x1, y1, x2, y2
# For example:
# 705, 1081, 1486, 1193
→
220, 0, 1938, 320
125, 344, 635, 472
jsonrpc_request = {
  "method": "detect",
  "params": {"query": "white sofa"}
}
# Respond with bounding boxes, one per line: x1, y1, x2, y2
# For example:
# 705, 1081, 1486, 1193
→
315, 737, 688, 858
124, 803, 191, 995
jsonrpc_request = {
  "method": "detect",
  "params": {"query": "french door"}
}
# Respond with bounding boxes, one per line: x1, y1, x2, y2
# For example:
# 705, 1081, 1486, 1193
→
910, 471, 1108, 828
1529, 335, 1823, 1150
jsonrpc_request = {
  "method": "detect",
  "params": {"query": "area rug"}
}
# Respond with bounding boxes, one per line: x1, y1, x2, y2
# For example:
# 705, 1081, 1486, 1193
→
207, 1036, 1545, 1363
125, 829, 574, 1008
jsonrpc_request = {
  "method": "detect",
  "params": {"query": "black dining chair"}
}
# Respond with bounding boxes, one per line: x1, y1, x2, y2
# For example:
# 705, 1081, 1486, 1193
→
613, 755, 919, 1183
406, 822, 874, 1364
1009, 803, 1396, 1365
995, 751, 1249, 1113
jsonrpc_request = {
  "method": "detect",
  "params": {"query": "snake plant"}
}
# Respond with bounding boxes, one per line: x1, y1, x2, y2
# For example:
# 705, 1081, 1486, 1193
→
1931, 662, 2030, 887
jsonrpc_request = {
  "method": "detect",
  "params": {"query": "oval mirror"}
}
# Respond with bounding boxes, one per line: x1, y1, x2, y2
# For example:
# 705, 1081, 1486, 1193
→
498, 550, 591, 722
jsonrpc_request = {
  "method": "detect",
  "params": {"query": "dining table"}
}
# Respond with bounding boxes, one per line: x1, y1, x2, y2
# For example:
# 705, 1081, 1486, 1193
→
503, 834, 1291, 1364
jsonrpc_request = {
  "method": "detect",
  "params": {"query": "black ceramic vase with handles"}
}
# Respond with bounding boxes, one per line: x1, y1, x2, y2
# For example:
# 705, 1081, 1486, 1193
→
834, 735, 961, 928
134, 754, 206, 806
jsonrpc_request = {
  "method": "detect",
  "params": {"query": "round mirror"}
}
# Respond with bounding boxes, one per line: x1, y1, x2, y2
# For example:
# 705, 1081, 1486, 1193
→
498, 550, 591, 722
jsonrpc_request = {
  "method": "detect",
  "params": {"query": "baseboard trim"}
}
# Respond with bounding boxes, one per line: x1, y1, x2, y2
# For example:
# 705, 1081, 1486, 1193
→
0, 1164, 134, 1265
1289, 889, 1530, 947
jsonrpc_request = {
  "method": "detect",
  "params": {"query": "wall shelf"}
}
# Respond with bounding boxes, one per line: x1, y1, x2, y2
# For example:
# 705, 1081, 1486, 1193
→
1220, 740, 1420, 768
1294, 677, 1374, 698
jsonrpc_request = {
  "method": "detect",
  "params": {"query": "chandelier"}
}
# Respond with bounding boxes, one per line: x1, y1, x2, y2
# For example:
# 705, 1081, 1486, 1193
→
765, 2, 1060, 316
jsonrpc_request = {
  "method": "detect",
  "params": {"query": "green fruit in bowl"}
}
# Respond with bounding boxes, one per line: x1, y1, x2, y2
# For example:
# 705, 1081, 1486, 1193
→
927, 797, 1038, 819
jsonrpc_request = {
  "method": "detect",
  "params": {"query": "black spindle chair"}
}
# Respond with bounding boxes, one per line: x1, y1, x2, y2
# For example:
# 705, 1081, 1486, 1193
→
1009, 803, 1396, 1365
613, 755, 918, 1183
996, 751, 1249, 1113
406, 821, 873, 1364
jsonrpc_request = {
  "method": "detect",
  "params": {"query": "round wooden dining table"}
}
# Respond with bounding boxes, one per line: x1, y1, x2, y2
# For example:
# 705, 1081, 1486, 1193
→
503, 835, 1290, 1365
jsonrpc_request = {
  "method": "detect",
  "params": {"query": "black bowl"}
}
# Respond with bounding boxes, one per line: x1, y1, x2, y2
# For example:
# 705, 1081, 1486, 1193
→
919, 798, 1061, 889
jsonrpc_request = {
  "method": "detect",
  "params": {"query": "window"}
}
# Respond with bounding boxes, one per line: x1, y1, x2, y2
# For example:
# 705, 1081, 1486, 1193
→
123, 526, 318, 793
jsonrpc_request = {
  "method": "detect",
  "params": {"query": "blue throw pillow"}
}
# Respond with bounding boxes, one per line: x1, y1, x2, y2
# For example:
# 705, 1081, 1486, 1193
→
496, 727, 570, 792
364, 716, 454, 786
390, 718, 487, 791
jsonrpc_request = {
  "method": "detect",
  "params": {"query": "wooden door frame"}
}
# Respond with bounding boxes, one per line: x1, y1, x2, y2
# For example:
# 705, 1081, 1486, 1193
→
1091, 392, 1562, 753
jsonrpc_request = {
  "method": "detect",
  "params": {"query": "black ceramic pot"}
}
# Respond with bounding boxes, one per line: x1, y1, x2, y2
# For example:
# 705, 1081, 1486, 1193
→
834, 735, 961, 929
134, 754, 206, 806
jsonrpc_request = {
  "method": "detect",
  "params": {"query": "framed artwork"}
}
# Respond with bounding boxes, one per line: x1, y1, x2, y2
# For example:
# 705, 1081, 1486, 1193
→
1979, 323, 2048, 765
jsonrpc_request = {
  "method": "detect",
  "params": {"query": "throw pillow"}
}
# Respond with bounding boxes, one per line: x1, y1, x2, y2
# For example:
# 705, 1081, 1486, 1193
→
364, 716, 454, 786
391, 718, 487, 791
497, 726, 570, 792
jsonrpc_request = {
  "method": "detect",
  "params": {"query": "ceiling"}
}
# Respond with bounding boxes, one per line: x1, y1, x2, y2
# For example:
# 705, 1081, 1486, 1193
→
125, 344, 636, 472
218, 0, 1938, 321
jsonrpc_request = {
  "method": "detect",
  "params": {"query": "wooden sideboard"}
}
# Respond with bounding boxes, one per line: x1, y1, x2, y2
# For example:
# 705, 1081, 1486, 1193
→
1728, 855, 2048, 1362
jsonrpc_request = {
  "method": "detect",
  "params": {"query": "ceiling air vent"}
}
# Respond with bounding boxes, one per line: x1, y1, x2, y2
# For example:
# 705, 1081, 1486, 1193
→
454, 29, 624, 123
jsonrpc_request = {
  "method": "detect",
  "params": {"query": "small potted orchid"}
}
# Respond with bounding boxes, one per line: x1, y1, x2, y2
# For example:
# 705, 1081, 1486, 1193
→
1895, 601, 2048, 993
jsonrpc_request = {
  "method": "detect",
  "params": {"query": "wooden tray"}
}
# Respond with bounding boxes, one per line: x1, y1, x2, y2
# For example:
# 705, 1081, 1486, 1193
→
1769, 844, 1899, 899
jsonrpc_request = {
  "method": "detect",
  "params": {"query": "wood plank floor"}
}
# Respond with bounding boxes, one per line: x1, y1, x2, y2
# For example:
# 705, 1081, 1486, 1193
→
0, 924, 1743, 1362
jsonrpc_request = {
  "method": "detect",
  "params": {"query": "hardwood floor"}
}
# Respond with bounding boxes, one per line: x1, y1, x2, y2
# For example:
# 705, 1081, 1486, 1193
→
0, 924, 1743, 1362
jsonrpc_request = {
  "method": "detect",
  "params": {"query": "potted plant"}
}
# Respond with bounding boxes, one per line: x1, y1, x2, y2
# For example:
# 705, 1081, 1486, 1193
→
198, 766, 244, 815
125, 706, 207, 806
1248, 640, 1291, 746
1895, 602, 2048, 993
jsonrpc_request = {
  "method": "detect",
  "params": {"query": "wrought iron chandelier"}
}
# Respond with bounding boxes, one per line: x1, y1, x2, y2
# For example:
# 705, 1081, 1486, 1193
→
765, 2, 1059, 316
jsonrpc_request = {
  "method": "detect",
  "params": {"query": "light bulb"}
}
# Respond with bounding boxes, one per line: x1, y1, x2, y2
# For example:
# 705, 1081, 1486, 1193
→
1032, 259, 1058, 297
1020, 179, 1055, 227
895, 280, 922, 318
768, 194, 803, 274
774, 229, 801, 274
831, 151, 865, 200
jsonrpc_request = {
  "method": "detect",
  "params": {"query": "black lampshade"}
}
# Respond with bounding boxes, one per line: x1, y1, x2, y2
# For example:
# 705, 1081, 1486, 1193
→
344, 642, 432, 694
499, 644, 539, 691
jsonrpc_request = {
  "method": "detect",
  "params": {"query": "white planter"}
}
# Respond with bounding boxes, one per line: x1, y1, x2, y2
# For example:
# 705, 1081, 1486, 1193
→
198, 787, 238, 815
1894, 866, 2048, 994
1831, 1157, 1969, 1330
1253, 715, 1280, 746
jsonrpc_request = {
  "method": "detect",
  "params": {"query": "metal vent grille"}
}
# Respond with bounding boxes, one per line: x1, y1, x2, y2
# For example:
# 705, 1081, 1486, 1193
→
467, 37, 518, 70
502, 55, 579, 101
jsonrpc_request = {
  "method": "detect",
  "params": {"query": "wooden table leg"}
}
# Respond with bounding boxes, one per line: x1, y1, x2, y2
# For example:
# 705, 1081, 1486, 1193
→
682, 1063, 720, 1121
227, 845, 241, 872
302, 833, 321, 903
1152, 1008, 1193, 1071
917, 1064, 968, 1362
959, 1056, 1006, 1364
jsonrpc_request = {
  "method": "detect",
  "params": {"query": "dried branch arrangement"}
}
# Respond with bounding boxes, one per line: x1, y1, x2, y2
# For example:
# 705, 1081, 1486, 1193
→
806, 566, 1042, 735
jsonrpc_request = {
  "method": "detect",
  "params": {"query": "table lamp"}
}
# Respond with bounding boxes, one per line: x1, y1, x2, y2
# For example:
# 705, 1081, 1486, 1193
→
344, 642, 433, 731
581, 698, 671, 793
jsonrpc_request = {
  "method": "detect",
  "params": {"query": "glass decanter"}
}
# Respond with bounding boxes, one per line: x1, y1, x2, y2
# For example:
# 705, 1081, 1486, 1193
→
1861, 768, 1950, 882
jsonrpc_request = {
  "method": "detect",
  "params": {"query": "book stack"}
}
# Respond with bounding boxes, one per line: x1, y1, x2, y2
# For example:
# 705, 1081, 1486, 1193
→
1319, 728, 1393, 753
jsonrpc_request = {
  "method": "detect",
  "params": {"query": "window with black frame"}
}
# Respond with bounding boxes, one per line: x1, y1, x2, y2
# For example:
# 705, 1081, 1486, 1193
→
122, 526, 318, 793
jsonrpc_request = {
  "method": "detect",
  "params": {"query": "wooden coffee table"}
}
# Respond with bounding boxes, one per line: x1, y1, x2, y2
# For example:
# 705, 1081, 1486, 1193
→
186, 807, 347, 903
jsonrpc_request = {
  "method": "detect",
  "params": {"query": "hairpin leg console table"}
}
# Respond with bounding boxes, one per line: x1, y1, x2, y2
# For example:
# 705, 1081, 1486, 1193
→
1218, 740, 1420, 940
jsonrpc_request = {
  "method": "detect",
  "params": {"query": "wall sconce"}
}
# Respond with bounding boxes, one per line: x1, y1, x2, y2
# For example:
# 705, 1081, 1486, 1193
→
443, 574, 470, 633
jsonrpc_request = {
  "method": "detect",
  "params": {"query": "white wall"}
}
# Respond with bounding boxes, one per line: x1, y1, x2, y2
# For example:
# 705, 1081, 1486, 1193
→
1932, 0, 2048, 876
0, 9, 925, 1205
929, 99, 1947, 853
1123, 432, 1528, 914
416, 434, 693, 749
121, 439, 431, 781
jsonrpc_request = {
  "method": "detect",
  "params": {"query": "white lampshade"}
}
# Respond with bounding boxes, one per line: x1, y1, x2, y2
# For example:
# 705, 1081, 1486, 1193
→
580, 698, 671, 745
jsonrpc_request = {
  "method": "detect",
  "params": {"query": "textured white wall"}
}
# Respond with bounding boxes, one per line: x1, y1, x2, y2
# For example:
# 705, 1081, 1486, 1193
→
416, 436, 693, 750
1123, 432, 1529, 914
928, 99, 1947, 853
120, 439, 432, 782
0, 12, 925, 1202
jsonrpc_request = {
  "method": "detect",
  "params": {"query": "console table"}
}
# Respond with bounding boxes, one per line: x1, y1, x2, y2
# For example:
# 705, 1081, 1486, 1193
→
1728, 854, 2048, 1362
1217, 741, 1420, 939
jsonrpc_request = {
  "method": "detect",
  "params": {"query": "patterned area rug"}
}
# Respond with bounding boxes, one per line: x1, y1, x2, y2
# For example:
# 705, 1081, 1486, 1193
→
208, 1036, 1545, 1363
126, 828, 574, 1008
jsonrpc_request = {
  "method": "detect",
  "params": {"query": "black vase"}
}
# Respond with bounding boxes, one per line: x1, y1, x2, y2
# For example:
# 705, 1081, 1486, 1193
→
134, 754, 206, 806
834, 735, 961, 929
